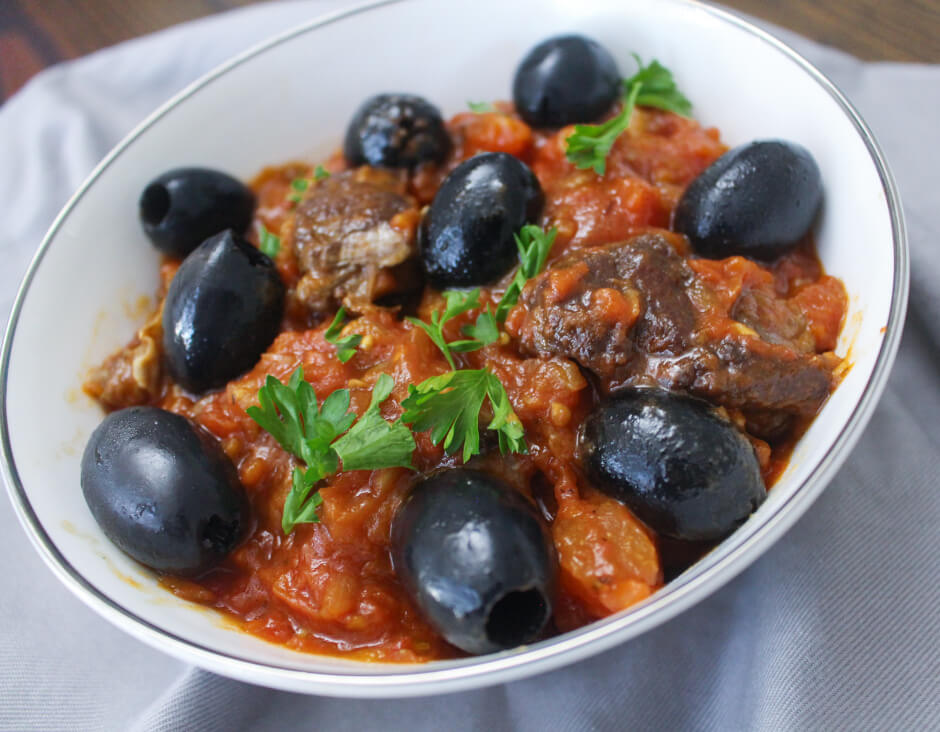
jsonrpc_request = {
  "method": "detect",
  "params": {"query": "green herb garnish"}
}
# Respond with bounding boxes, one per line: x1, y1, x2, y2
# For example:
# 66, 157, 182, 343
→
494, 225, 557, 323
565, 56, 691, 175
287, 178, 310, 204
324, 307, 363, 363
397, 224, 558, 460
258, 223, 281, 258
406, 289, 483, 370
332, 374, 416, 471
460, 305, 500, 349
402, 369, 525, 462
405, 225, 557, 367
467, 101, 494, 113
247, 370, 414, 533
316, 223, 556, 470
287, 166, 331, 203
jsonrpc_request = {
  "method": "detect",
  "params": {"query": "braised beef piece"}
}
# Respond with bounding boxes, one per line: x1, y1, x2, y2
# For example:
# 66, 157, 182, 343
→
731, 288, 815, 353
83, 305, 164, 410
513, 233, 834, 422
515, 234, 695, 380
288, 167, 420, 315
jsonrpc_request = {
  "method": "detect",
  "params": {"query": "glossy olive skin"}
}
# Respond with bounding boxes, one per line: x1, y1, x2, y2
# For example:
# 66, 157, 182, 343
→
163, 229, 285, 393
392, 470, 556, 655
419, 152, 544, 289
581, 389, 765, 542
513, 34, 621, 128
674, 140, 823, 260
81, 406, 248, 575
139, 167, 255, 258
343, 93, 450, 169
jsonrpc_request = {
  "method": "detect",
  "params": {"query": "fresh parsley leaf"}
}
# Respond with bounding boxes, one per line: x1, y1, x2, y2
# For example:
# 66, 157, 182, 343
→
247, 369, 346, 532
565, 56, 691, 175
247, 369, 414, 533
282, 467, 324, 533
401, 370, 487, 462
402, 368, 526, 462
467, 100, 494, 113
626, 55, 692, 117
332, 374, 415, 471
565, 82, 641, 175
407, 226, 556, 361
258, 222, 281, 258
287, 177, 310, 204
324, 307, 363, 363
459, 307, 500, 349
247, 371, 309, 459
485, 374, 526, 454
406, 289, 481, 369
247, 370, 351, 468
494, 225, 557, 322
287, 166, 330, 203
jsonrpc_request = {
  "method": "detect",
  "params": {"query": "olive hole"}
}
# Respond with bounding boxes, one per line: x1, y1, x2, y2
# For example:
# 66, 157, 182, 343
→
141, 184, 171, 226
201, 515, 238, 552
485, 588, 548, 648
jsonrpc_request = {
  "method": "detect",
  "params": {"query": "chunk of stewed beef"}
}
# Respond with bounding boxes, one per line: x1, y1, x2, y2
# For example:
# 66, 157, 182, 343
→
511, 233, 835, 421
514, 233, 696, 381
288, 167, 420, 315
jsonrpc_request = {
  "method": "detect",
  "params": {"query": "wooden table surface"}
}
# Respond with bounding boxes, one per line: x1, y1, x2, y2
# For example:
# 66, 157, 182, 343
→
1, 0, 938, 104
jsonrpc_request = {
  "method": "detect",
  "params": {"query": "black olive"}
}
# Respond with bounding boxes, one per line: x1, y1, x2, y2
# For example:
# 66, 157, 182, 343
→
81, 406, 248, 575
513, 34, 621, 127
163, 229, 284, 393
139, 167, 255, 258
674, 140, 823, 260
419, 152, 544, 289
581, 389, 765, 542
343, 93, 450, 169
392, 469, 556, 655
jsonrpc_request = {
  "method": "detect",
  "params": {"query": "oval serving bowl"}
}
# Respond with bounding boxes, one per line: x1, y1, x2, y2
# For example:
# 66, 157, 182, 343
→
0, 0, 907, 697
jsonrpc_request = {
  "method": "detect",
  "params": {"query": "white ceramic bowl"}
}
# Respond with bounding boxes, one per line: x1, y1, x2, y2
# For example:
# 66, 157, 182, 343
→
0, 0, 907, 697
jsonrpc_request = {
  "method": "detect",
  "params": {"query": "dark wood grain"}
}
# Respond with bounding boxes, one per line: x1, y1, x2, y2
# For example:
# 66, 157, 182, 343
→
1, 0, 937, 103
721, 0, 939, 63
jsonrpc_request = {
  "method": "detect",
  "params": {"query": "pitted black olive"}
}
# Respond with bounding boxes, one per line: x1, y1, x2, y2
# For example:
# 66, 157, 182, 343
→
419, 152, 544, 289
674, 140, 823, 260
81, 406, 248, 575
513, 34, 621, 128
343, 93, 450, 169
392, 469, 556, 655
139, 168, 255, 258
581, 389, 765, 542
163, 229, 284, 393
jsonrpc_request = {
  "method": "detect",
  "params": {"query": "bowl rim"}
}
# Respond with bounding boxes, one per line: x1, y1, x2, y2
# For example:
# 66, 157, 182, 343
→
0, 0, 909, 697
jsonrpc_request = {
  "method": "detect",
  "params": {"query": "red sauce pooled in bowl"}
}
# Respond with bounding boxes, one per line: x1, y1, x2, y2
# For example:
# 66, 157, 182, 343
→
84, 104, 846, 661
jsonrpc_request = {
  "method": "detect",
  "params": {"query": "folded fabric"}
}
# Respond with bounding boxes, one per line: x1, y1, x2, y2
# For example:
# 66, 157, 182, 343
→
0, 2, 937, 730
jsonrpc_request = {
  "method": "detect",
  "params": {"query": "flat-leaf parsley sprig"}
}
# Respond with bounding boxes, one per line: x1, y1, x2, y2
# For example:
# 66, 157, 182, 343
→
247, 369, 414, 534
493, 225, 557, 323
406, 290, 485, 370
403, 301, 526, 460
287, 165, 331, 203
400, 224, 556, 461
257, 222, 281, 258
467, 101, 495, 113
401, 369, 525, 462
410, 224, 558, 362
565, 55, 692, 175
324, 307, 363, 363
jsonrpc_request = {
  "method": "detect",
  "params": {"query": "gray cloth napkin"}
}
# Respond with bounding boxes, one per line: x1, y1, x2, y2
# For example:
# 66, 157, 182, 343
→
1, 2, 937, 730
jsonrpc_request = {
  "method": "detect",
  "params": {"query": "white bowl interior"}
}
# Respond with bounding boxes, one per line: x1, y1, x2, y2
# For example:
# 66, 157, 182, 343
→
2, 0, 902, 696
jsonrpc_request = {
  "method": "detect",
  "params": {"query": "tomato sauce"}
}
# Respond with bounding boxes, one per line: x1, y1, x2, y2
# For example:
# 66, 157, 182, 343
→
89, 103, 846, 660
